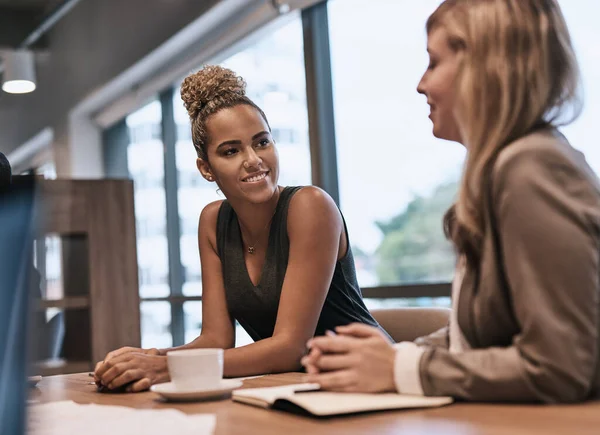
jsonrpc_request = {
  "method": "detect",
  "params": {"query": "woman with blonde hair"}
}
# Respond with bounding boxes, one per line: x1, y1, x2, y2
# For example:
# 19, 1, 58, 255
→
303, 0, 600, 403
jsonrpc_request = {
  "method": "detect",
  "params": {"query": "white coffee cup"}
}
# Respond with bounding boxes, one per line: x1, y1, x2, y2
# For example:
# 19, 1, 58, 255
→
166, 348, 224, 391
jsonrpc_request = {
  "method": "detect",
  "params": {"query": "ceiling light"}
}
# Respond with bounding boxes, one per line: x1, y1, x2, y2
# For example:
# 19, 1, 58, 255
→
2, 50, 36, 94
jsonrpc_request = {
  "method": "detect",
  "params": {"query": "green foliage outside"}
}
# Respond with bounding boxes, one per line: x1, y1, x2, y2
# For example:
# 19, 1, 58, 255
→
374, 181, 459, 285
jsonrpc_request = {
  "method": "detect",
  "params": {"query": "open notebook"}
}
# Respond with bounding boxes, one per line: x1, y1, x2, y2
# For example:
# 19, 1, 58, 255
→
232, 383, 453, 417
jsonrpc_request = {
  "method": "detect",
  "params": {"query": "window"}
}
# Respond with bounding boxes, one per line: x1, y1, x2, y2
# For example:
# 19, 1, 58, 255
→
140, 301, 172, 349
36, 161, 57, 179
126, 100, 170, 299
34, 235, 63, 301
183, 301, 203, 344
559, 1, 600, 173
126, 100, 171, 347
327, 0, 600, 291
219, 15, 311, 188
328, 0, 462, 290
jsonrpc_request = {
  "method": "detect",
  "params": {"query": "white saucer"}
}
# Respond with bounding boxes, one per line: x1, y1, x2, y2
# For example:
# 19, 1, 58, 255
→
28, 375, 42, 387
151, 379, 243, 402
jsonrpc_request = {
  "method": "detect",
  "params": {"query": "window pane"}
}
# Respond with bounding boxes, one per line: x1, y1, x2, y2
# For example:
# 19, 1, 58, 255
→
174, 14, 311, 296
183, 301, 202, 344
329, 0, 600, 290
140, 301, 172, 349
364, 297, 450, 310
220, 15, 311, 187
183, 301, 254, 347
173, 128, 219, 297
36, 162, 56, 179
126, 100, 170, 298
235, 322, 253, 348
328, 0, 463, 287
41, 235, 63, 300
559, 1, 600, 172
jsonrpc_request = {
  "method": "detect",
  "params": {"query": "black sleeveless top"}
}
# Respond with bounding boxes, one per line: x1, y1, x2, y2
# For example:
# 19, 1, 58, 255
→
216, 186, 392, 343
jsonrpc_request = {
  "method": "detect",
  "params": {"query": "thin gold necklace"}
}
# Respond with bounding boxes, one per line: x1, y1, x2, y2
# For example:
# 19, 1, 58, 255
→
239, 207, 277, 254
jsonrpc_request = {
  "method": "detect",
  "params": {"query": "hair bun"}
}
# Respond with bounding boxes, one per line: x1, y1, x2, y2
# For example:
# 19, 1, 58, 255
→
180, 65, 247, 120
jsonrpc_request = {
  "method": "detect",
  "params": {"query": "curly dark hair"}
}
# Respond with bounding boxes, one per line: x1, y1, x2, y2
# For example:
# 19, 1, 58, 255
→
180, 65, 270, 160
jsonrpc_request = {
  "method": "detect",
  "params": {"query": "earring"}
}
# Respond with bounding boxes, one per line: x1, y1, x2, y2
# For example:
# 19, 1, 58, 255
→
207, 175, 213, 181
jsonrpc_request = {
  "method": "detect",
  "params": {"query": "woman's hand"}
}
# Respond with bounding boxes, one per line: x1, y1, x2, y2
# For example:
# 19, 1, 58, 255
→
93, 347, 168, 392
93, 347, 159, 382
98, 346, 161, 365
301, 323, 397, 393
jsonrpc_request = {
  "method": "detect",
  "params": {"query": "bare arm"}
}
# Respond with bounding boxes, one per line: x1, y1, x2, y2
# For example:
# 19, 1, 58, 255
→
165, 189, 343, 376
94, 201, 233, 390
96, 188, 344, 386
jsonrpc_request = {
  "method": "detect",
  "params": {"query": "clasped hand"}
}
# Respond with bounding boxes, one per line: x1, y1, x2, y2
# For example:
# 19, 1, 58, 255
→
93, 346, 169, 393
301, 323, 397, 393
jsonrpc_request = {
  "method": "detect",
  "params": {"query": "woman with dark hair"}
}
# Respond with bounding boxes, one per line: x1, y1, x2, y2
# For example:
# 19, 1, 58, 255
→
94, 65, 389, 392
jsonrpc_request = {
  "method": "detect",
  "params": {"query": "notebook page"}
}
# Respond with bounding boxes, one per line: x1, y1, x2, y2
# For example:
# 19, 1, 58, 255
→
233, 383, 321, 406
282, 392, 453, 416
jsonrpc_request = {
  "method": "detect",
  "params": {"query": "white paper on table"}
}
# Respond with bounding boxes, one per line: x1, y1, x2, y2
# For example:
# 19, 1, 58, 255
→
28, 401, 216, 435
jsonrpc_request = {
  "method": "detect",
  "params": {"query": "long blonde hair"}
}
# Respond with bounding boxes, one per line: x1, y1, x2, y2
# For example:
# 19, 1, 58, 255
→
429, 0, 583, 263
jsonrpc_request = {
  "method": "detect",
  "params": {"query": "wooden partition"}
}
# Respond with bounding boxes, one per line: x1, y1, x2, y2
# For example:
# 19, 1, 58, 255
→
33, 179, 141, 375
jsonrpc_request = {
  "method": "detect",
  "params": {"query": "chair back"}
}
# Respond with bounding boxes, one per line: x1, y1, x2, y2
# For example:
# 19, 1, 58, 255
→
371, 307, 450, 343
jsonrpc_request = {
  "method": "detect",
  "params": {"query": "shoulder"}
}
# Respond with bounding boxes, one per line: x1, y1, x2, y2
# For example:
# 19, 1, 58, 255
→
491, 129, 600, 225
492, 128, 597, 195
199, 200, 225, 253
199, 200, 225, 233
288, 186, 340, 218
287, 186, 342, 232
495, 129, 568, 176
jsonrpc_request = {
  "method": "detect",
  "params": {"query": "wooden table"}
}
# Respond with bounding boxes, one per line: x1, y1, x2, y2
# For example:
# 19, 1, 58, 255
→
30, 373, 600, 434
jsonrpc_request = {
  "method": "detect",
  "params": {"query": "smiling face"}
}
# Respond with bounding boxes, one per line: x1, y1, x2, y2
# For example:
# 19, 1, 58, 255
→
417, 26, 463, 144
197, 104, 279, 204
